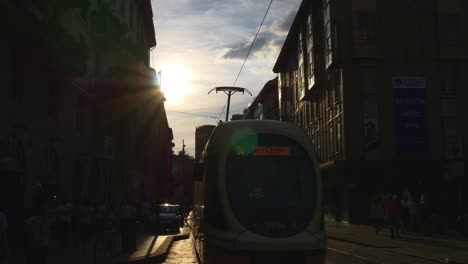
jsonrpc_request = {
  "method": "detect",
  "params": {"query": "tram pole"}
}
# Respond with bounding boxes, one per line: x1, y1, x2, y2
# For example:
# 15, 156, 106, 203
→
208, 87, 252, 122
225, 91, 232, 122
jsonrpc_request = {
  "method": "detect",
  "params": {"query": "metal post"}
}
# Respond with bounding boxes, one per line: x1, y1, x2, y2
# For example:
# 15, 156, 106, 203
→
225, 91, 232, 122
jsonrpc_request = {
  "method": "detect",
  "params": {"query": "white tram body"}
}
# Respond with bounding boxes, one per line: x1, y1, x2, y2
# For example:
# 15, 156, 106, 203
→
192, 120, 327, 264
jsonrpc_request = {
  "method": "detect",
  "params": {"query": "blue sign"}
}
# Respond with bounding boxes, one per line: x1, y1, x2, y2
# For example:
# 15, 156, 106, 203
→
393, 77, 430, 156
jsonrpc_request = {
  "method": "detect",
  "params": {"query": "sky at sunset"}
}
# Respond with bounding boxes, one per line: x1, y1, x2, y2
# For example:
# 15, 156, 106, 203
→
150, 0, 301, 156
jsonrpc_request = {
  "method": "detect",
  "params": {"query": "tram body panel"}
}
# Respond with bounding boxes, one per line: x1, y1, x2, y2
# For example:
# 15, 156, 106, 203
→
192, 120, 326, 263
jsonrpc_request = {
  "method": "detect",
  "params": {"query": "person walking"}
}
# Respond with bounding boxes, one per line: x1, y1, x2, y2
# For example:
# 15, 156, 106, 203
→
79, 201, 94, 253
370, 196, 385, 234
0, 209, 9, 264
56, 199, 73, 248
25, 206, 50, 264
386, 194, 401, 239
120, 200, 136, 253
407, 195, 418, 232
400, 190, 411, 233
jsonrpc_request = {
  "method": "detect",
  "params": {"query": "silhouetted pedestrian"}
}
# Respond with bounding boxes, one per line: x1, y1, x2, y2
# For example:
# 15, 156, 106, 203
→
386, 194, 401, 239
370, 196, 385, 234
400, 189, 411, 233
25, 206, 49, 264
407, 195, 418, 232
120, 200, 136, 253
421, 191, 435, 234
141, 199, 152, 232
0, 209, 9, 264
56, 198, 73, 248
79, 201, 94, 253
456, 208, 468, 236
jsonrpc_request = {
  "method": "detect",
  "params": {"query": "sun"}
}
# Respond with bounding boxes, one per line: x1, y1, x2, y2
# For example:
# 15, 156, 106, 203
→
160, 63, 195, 105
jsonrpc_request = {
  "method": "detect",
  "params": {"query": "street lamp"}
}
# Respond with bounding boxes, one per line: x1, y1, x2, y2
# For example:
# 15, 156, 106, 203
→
208, 86, 252, 122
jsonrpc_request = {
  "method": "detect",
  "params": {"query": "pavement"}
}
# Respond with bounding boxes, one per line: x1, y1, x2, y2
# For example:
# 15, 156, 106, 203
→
113, 225, 191, 264
122, 219, 468, 264
326, 217, 468, 264
4, 224, 191, 264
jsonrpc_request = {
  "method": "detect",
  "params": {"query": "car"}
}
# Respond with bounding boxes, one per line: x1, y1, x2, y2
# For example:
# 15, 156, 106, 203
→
158, 204, 183, 233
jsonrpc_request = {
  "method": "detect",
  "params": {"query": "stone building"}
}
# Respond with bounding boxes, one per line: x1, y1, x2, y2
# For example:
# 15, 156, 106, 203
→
273, 0, 468, 223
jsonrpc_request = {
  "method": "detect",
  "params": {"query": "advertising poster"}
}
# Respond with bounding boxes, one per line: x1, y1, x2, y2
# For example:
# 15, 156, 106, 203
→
392, 77, 430, 156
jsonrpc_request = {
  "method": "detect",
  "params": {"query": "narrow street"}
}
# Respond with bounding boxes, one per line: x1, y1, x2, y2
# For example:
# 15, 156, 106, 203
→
160, 222, 468, 264
162, 237, 455, 264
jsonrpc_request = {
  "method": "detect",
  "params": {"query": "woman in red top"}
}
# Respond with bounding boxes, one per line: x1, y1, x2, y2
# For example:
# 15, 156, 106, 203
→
386, 194, 401, 239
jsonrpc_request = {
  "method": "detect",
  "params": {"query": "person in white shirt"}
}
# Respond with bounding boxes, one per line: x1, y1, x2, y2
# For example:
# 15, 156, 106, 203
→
0, 209, 9, 263
56, 199, 73, 248
79, 201, 94, 253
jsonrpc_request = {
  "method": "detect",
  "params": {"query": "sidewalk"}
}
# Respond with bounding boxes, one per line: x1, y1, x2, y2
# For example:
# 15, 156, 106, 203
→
6, 225, 191, 264
326, 217, 468, 263
113, 225, 191, 264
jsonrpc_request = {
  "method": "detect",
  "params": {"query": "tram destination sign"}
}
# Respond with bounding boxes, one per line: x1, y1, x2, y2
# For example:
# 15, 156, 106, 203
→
235, 146, 291, 156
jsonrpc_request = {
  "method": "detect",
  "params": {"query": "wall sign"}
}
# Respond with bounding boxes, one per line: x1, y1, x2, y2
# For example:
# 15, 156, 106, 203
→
392, 77, 430, 156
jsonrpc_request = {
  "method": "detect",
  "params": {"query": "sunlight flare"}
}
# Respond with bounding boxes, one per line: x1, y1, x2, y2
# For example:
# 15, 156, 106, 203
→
160, 63, 195, 105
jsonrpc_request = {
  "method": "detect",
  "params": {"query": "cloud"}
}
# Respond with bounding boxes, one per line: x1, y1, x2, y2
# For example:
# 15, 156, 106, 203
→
273, 38, 285, 47
271, 10, 297, 34
220, 8, 297, 60
221, 35, 271, 59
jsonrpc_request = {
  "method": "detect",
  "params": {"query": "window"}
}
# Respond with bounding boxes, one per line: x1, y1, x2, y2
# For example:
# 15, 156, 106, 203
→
361, 67, 379, 159
299, 64, 305, 89
308, 50, 314, 77
317, 135, 321, 161
323, 0, 333, 67
76, 95, 84, 131
121, 0, 125, 17
336, 121, 341, 153
328, 126, 332, 157
307, 13, 313, 38
439, 15, 462, 44
48, 73, 60, 119
334, 69, 341, 103
130, 3, 134, 30
8, 46, 24, 104
356, 13, 374, 41
298, 32, 303, 55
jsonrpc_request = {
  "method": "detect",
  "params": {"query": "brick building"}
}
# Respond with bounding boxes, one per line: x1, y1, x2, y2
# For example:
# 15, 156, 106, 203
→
273, 0, 468, 223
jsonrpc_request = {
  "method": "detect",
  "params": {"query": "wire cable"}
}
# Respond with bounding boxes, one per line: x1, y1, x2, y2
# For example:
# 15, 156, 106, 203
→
217, 101, 228, 121
166, 109, 219, 120
218, 0, 274, 119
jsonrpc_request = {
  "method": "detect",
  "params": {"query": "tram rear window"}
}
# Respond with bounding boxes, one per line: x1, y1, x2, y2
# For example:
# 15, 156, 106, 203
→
226, 133, 316, 238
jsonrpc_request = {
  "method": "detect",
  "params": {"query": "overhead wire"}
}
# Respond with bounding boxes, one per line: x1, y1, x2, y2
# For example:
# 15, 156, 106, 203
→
166, 109, 219, 120
217, 0, 274, 120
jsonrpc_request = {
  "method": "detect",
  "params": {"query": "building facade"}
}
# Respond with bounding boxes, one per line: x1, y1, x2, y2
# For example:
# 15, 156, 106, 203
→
274, 0, 468, 223
231, 114, 244, 121
1, 0, 171, 239
169, 149, 195, 212
243, 78, 280, 120
195, 125, 216, 161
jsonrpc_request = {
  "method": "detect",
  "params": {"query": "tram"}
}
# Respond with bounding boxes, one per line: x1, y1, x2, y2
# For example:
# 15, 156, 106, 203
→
192, 120, 327, 264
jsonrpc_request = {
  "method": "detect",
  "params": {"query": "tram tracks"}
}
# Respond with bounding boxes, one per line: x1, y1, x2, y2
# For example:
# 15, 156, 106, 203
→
327, 237, 445, 264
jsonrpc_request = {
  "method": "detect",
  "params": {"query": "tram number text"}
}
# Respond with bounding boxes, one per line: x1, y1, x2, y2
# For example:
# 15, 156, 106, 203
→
265, 222, 287, 231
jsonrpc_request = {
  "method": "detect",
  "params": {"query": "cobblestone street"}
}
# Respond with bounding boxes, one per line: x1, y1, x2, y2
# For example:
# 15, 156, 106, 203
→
162, 234, 198, 264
